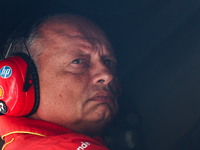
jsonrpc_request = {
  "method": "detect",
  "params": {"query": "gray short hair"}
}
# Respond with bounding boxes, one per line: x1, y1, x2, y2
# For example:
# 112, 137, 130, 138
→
2, 16, 46, 70
2, 13, 102, 71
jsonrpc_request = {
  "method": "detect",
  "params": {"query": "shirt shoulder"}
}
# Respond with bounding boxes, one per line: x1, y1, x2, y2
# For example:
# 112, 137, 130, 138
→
24, 133, 109, 150
3, 132, 109, 150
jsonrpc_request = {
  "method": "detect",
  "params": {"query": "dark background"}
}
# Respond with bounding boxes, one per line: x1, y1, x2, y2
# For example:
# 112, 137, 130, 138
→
1, 0, 200, 150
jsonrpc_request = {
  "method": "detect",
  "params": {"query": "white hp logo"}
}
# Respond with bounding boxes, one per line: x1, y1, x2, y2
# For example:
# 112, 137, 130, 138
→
0, 66, 12, 78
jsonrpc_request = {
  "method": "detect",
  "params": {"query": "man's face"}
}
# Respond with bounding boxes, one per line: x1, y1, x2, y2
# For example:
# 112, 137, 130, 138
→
33, 22, 119, 136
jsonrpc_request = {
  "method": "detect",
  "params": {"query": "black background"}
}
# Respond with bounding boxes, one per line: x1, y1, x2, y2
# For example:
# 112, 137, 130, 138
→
1, 0, 200, 150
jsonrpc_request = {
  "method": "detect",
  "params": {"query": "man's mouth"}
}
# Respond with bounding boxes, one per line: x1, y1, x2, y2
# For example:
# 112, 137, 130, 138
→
90, 90, 115, 103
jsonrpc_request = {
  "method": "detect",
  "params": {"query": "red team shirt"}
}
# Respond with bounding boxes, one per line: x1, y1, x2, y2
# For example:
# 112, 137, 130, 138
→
0, 116, 109, 150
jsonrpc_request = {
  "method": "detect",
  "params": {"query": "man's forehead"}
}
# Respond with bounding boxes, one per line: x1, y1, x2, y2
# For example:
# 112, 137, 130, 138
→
40, 19, 114, 54
42, 21, 109, 42
40, 16, 101, 37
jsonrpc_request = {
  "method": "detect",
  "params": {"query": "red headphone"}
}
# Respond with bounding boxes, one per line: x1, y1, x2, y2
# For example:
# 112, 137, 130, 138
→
0, 53, 39, 116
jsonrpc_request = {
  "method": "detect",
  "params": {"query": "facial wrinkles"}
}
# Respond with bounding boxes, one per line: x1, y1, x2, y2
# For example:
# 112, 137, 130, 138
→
62, 34, 108, 55
55, 35, 111, 60
61, 21, 113, 54
41, 20, 114, 56
76, 24, 113, 55
41, 21, 117, 85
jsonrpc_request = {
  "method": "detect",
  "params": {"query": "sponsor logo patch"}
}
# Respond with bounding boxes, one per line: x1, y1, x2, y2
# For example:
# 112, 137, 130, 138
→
0, 101, 7, 114
0, 86, 4, 99
0, 66, 12, 78
77, 142, 90, 150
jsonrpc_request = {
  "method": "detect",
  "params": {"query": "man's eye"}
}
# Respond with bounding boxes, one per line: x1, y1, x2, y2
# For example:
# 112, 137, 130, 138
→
105, 59, 116, 67
71, 58, 88, 69
72, 59, 84, 64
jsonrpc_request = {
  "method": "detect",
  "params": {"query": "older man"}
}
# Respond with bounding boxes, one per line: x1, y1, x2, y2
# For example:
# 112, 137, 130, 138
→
0, 14, 119, 149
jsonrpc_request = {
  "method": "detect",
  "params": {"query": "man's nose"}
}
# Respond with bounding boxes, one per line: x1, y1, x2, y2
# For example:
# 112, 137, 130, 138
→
92, 62, 114, 85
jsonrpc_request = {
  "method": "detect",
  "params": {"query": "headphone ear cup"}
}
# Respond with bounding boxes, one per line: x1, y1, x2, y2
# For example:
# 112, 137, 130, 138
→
16, 53, 40, 116
0, 53, 39, 116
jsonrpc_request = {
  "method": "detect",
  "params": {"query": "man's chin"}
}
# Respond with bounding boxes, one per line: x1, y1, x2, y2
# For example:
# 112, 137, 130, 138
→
89, 106, 115, 123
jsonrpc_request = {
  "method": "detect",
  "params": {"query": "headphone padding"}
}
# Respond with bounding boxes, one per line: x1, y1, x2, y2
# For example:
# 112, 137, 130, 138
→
14, 53, 40, 116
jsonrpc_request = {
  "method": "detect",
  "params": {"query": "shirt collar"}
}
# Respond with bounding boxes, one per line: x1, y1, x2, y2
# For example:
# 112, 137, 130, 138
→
0, 115, 74, 137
